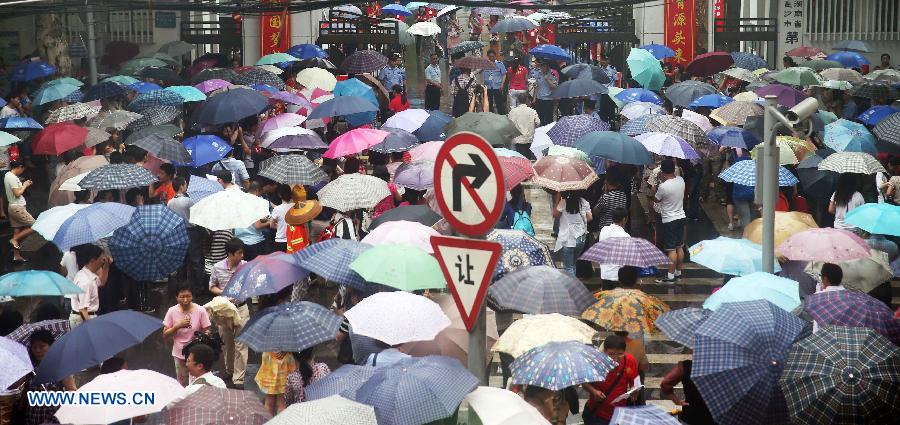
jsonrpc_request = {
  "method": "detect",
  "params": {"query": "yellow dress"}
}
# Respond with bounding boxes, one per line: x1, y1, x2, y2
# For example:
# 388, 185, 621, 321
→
255, 352, 298, 395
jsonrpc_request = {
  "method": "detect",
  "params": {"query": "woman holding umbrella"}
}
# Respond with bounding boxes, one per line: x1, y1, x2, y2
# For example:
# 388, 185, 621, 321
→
829, 173, 866, 232
19, 330, 77, 425
553, 190, 593, 275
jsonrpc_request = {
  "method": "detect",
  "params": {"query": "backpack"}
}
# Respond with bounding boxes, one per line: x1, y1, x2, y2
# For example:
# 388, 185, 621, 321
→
512, 209, 535, 236
452, 78, 474, 117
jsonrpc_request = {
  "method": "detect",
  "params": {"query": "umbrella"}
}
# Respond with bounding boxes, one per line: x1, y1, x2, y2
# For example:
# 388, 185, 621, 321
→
826, 51, 870, 68
529, 44, 571, 62
186, 174, 221, 202
646, 114, 710, 146
730, 52, 768, 70
874, 112, 900, 145
580, 236, 670, 267
634, 132, 700, 159
287, 44, 328, 61
689, 93, 735, 111
341, 50, 389, 74
109, 205, 188, 281
448, 40, 486, 56
165, 85, 206, 102
809, 247, 893, 293
179, 134, 231, 167
414, 110, 452, 141
868, 68, 900, 82
32, 203, 92, 241
194, 78, 232, 94
294, 239, 374, 291
10, 59, 56, 81
803, 59, 844, 71
490, 16, 538, 33
259, 112, 307, 134
158, 40, 193, 57
237, 301, 342, 352
561, 63, 612, 84
787, 46, 825, 57
125, 124, 181, 146
52, 202, 136, 251
368, 128, 417, 154
805, 290, 900, 343
383, 108, 430, 133
33, 310, 161, 383
774, 67, 823, 86
575, 131, 653, 165
0, 270, 83, 297
796, 148, 838, 199
780, 326, 900, 425
510, 341, 617, 391
818, 151, 885, 174
32, 122, 88, 155
349, 244, 445, 291
103, 75, 140, 85
686, 52, 735, 77
0, 337, 32, 391
256, 52, 298, 66
453, 56, 499, 71
692, 299, 806, 425
306, 365, 376, 401
127, 81, 162, 94
42, 76, 83, 88
261, 127, 326, 152
546, 115, 610, 147
682, 109, 714, 133
488, 265, 594, 316
689, 237, 780, 276
0, 131, 17, 147
755, 84, 808, 107
550, 78, 608, 99
824, 119, 877, 154
640, 43, 675, 59
33, 83, 80, 106
222, 252, 307, 301
619, 114, 656, 137
166, 386, 270, 425
723, 67, 763, 84
547, 146, 589, 163
369, 205, 442, 230
0, 116, 43, 130
718, 160, 799, 186
407, 21, 441, 36
665, 80, 718, 108
233, 68, 285, 89
129, 133, 191, 163
702, 272, 801, 312
620, 101, 666, 119
323, 128, 389, 158
192, 67, 236, 84
844, 203, 900, 236
257, 154, 327, 185
819, 67, 863, 82
195, 87, 268, 125
317, 173, 390, 212
361, 220, 439, 254
582, 288, 670, 334
126, 105, 180, 131
743, 211, 819, 247
120, 57, 167, 75
853, 80, 900, 100
710, 100, 764, 126
48, 155, 108, 207
56, 369, 186, 424
615, 88, 663, 105
401, 294, 498, 365
777, 227, 870, 263
45, 102, 102, 124
492, 313, 595, 357
486, 229, 554, 279
833, 39, 874, 53
268, 395, 376, 425
391, 160, 435, 190
655, 307, 711, 348
296, 67, 337, 91
307, 95, 378, 120
78, 164, 157, 190
464, 387, 551, 425
189, 189, 269, 231
611, 406, 681, 425
857, 106, 899, 126
531, 154, 598, 192
345, 292, 450, 345
136, 66, 183, 84
497, 155, 533, 188
354, 356, 477, 425
6, 320, 70, 345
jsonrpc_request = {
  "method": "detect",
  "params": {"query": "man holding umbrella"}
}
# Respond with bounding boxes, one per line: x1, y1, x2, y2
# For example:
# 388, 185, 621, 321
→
208, 238, 249, 388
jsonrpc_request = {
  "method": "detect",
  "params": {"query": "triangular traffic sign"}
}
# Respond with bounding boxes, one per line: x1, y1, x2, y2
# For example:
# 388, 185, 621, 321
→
430, 235, 501, 332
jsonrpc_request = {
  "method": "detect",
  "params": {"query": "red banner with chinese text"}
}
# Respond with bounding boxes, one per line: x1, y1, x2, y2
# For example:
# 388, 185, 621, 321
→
664, 0, 696, 65
713, 0, 725, 32
260, 0, 290, 55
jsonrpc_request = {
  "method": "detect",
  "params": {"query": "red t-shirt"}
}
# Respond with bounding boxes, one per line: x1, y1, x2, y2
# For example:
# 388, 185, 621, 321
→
585, 353, 639, 420
389, 95, 410, 113
154, 182, 175, 204
524, 29, 540, 51
508, 66, 528, 90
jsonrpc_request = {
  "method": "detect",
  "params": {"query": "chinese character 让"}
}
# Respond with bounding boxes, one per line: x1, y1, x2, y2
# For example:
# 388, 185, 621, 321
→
455, 254, 474, 285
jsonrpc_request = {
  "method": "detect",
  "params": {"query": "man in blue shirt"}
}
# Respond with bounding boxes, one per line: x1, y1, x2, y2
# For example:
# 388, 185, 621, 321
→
424, 53, 442, 111
378, 54, 406, 92
532, 61, 559, 125
482, 50, 507, 114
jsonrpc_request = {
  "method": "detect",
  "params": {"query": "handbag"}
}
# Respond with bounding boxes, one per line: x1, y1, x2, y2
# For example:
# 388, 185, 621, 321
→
182, 330, 224, 360
585, 366, 626, 419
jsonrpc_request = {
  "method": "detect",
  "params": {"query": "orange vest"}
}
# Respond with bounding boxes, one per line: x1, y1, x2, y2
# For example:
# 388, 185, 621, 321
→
286, 224, 309, 253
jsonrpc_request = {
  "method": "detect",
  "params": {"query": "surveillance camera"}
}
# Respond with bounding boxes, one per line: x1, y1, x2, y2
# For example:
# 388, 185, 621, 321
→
785, 98, 819, 124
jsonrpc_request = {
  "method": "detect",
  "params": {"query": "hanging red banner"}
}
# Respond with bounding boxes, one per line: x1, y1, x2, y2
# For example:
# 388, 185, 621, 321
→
713, 0, 725, 32
260, 0, 290, 55
664, 0, 696, 65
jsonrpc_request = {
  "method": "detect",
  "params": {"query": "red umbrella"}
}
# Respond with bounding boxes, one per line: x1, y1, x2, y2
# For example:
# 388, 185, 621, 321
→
786, 46, 825, 58
685, 52, 735, 77
32, 122, 88, 156
498, 156, 534, 189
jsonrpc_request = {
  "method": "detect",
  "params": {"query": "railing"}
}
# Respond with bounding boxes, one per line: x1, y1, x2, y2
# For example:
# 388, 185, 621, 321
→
181, 18, 239, 44
714, 17, 777, 41
805, 0, 899, 41
108, 10, 154, 44
554, 18, 638, 43
317, 17, 399, 44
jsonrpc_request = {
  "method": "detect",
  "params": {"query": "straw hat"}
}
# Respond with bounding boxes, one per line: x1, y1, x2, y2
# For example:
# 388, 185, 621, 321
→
285, 185, 322, 226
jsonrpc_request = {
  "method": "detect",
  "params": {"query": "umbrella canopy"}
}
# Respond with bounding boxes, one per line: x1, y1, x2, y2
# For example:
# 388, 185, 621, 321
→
56, 369, 186, 425
194, 78, 232, 94
186, 175, 222, 202
873, 112, 900, 145
833, 39, 874, 53
824, 119, 877, 154
755, 84, 808, 107
158, 40, 193, 57
645, 114, 710, 146
561, 63, 612, 84
136, 66, 183, 84
267, 395, 376, 425
490, 16, 538, 33
125, 105, 180, 131
296, 67, 338, 91
256, 52, 298, 66
44, 102, 101, 124
127, 81, 162, 94
615, 88, 664, 105
826, 51, 870, 68
370, 127, 419, 153
32, 122, 88, 156
0, 131, 17, 147
401, 294, 499, 365
259, 112, 307, 134
819, 67, 863, 82
665, 80, 718, 108
686, 52, 735, 77
192, 67, 236, 84
710, 100, 764, 126
166, 386, 270, 425
857, 105, 899, 126
580, 236, 670, 267
294, 239, 374, 291
10, 59, 56, 81
497, 155, 533, 189
33, 83, 80, 106
234, 68, 285, 89
165, 85, 206, 102
34, 310, 161, 383
730, 52, 769, 70
797, 148, 838, 199
237, 301, 342, 352
574, 131, 652, 166
530, 44, 571, 62
189, 189, 270, 231
777, 228, 870, 263
611, 406, 681, 425
492, 313, 596, 358
261, 127, 325, 151
464, 387, 551, 425
743, 211, 819, 247
510, 340, 617, 391
180, 134, 232, 167
550, 78, 608, 99
619, 114, 656, 137
655, 307, 711, 349
803, 59, 844, 71
0, 270, 83, 297
32, 203, 91, 241
361, 220, 439, 253
703, 272, 800, 312
195, 87, 268, 125
719, 160, 799, 186
640, 43, 675, 59
689, 237, 780, 276
382, 108, 430, 133
487, 229, 555, 280
489, 265, 594, 316
531, 154, 598, 192
318, 173, 391, 212
844, 203, 900, 236
307, 95, 378, 120
0, 337, 32, 393
869, 68, 900, 82
804, 290, 900, 344
447, 40, 486, 56
627, 48, 665, 91
48, 155, 108, 207
444, 112, 521, 147
288, 43, 328, 59
345, 292, 451, 345
635, 132, 699, 159
774, 67, 823, 86
407, 21, 441, 36
787, 46, 825, 57
52, 202, 136, 251
341, 50, 389, 74
349, 244, 445, 291
0, 116, 43, 130
692, 299, 806, 425
130, 133, 191, 163
257, 154, 327, 185
222, 252, 307, 301
369, 205, 442, 230
109, 205, 189, 281
323, 128, 389, 158
305, 365, 376, 401
413, 110, 452, 141
7, 319, 70, 346
78, 164, 157, 190
582, 288, 670, 334
689, 93, 734, 109
780, 326, 900, 425
546, 115, 610, 147
620, 101, 666, 120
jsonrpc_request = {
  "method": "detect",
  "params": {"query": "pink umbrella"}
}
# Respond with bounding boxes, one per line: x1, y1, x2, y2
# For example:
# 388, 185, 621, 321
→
498, 156, 534, 189
409, 141, 444, 162
188, 59, 217, 77
360, 220, 440, 253
142, 153, 165, 176
269, 91, 307, 106
777, 228, 871, 263
194, 79, 232, 94
401, 294, 498, 366
259, 113, 307, 135
323, 128, 389, 158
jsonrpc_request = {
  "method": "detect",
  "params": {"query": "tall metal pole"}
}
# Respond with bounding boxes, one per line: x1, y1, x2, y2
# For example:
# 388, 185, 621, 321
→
85, 0, 98, 85
761, 95, 780, 273
467, 303, 487, 384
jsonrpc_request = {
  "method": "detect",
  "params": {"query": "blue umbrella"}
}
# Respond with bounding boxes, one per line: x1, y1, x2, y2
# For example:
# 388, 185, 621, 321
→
707, 126, 759, 149
127, 89, 185, 112
824, 119, 877, 155
43, 77, 83, 88
689, 237, 781, 276
288, 44, 328, 60
382, 3, 412, 16
164, 85, 207, 102
703, 272, 801, 312
413, 110, 452, 141
574, 131, 653, 166
294, 239, 374, 292
719, 160, 798, 186
689, 93, 734, 109
611, 406, 681, 425
832, 40, 874, 53
488, 265, 595, 315
62, 90, 84, 103
486, 229, 555, 280
251, 83, 279, 95
108, 205, 189, 281
354, 356, 478, 425
826, 51, 870, 68
103, 75, 140, 85
10, 60, 56, 81
370, 127, 419, 153
546, 115, 610, 147
333, 79, 378, 126
655, 307, 711, 348
858, 107, 899, 126
33, 83, 81, 106
0, 336, 32, 390
639, 43, 675, 59
731, 52, 769, 70
223, 252, 309, 301
196, 88, 268, 125
307, 95, 378, 120
615, 88, 664, 105
83, 81, 126, 102
237, 301, 342, 352
844, 203, 900, 237
33, 311, 162, 384
127, 81, 162, 94
0, 117, 43, 130
306, 365, 376, 401
510, 340, 617, 390
530, 44, 571, 62
180, 134, 232, 167
0, 271, 83, 297
52, 202, 136, 251
619, 114, 657, 137
692, 299, 806, 425
187, 174, 223, 201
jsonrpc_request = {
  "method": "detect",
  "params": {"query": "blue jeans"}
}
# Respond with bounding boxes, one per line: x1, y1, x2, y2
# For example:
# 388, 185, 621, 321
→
561, 235, 586, 275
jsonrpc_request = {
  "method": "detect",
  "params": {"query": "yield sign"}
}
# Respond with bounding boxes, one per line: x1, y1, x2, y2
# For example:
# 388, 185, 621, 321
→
431, 235, 501, 332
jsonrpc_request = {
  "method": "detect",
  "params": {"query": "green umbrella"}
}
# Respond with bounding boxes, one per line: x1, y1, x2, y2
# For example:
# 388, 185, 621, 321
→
158, 40, 194, 57
444, 112, 521, 147
349, 244, 446, 291
120, 58, 168, 76
774, 67, 823, 86
43, 77, 83, 88
102, 75, 139, 85
801, 59, 843, 72
150, 52, 178, 65
256, 53, 299, 65
547, 145, 590, 163
627, 48, 665, 91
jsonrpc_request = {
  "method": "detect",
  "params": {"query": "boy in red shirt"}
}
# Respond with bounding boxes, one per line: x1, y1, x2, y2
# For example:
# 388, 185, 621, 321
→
582, 334, 640, 425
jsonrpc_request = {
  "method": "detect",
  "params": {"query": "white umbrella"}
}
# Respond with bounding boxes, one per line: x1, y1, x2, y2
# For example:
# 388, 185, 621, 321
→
408, 21, 442, 36
296, 67, 338, 92
436, 5, 460, 17
32, 204, 92, 241
59, 171, 91, 192
360, 220, 440, 253
401, 294, 499, 366
621, 101, 666, 120
189, 189, 269, 231
531, 123, 555, 159
383, 108, 430, 133
464, 387, 550, 425
681, 109, 714, 133
317, 174, 391, 212
255, 64, 283, 75
344, 292, 451, 346
266, 395, 377, 425
333, 4, 362, 18
54, 369, 187, 425
491, 313, 597, 357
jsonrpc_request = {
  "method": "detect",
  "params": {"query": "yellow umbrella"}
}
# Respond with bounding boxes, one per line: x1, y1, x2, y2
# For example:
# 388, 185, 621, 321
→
203, 296, 242, 327
751, 143, 799, 165
805, 249, 893, 293
582, 288, 670, 334
491, 313, 597, 358
775, 136, 817, 161
401, 294, 498, 366
743, 211, 818, 248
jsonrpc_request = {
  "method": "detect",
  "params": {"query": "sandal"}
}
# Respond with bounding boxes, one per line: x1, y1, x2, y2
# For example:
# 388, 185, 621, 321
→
9, 239, 19, 250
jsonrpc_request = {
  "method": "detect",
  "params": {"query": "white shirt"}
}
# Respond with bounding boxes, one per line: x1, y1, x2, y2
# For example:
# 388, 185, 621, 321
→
60, 251, 79, 300
71, 267, 100, 313
4, 172, 25, 206
830, 192, 865, 230
598, 223, 630, 280
167, 194, 193, 224
271, 201, 294, 243
507, 105, 541, 146
554, 198, 590, 252
0, 105, 19, 118
655, 176, 686, 223
187, 371, 227, 389
366, 348, 411, 368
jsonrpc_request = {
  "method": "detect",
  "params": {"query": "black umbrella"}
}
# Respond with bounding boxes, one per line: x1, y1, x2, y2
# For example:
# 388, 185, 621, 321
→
137, 66, 183, 84
191, 67, 236, 84
125, 106, 180, 131
83, 81, 126, 102
551, 78, 608, 99
297, 57, 337, 70
561, 63, 612, 84
341, 50, 389, 74
664, 80, 718, 108
369, 205, 442, 230
742, 115, 791, 143
195, 87, 269, 125
370, 127, 419, 153
797, 148, 838, 199
233, 68, 285, 90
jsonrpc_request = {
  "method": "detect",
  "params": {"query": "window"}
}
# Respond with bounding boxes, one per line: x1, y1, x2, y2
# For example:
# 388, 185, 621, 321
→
108, 10, 154, 44
805, 0, 899, 39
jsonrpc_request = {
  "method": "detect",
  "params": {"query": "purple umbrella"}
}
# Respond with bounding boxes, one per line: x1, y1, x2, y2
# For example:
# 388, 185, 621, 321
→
223, 252, 310, 302
580, 237, 671, 267
393, 161, 434, 190
804, 290, 900, 344
546, 115, 610, 147
635, 132, 700, 160
754, 84, 808, 107
269, 91, 308, 106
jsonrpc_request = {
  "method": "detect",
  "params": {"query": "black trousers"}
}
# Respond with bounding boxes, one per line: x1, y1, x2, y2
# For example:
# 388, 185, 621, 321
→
424, 84, 441, 111
534, 99, 555, 126
486, 88, 506, 114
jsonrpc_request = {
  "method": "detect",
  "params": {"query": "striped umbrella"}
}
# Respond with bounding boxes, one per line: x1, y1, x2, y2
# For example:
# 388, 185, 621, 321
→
488, 265, 594, 316
109, 205, 189, 281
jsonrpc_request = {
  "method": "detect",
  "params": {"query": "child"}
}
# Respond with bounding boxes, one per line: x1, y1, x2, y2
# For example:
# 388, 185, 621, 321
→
388, 85, 410, 113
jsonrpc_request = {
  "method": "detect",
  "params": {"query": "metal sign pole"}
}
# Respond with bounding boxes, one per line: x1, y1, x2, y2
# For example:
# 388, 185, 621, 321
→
761, 95, 780, 273
467, 303, 487, 385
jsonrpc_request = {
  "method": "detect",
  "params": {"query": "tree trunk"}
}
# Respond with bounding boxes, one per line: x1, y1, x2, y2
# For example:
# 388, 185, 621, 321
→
35, 13, 72, 76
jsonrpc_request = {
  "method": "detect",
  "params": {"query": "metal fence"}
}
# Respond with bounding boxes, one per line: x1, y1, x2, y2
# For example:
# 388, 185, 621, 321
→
805, 0, 899, 41
108, 10, 154, 44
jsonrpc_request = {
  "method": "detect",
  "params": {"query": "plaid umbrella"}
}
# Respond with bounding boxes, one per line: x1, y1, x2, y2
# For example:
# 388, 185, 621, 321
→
6, 319, 70, 344
710, 100, 764, 126
851, 80, 900, 100
664, 80, 718, 108
294, 239, 374, 291
580, 237, 670, 267
804, 290, 900, 344
444, 112, 521, 147
52, 202, 136, 251
455, 56, 497, 70
306, 365, 376, 401
129, 133, 191, 163
655, 307, 711, 348
317, 173, 391, 212
692, 299, 807, 425
393, 160, 434, 190
730, 52, 768, 70
237, 301, 342, 351
120, 57, 167, 75
620, 115, 657, 137
868, 68, 900, 82
487, 229, 554, 279
258, 154, 327, 185
498, 156, 533, 189
510, 340, 617, 391
127, 90, 184, 112
233, 68, 285, 89
87, 110, 142, 130
370, 127, 419, 153
611, 406, 681, 425
78, 164, 156, 190
779, 326, 900, 425
448, 40, 486, 55
45, 102, 101, 124
354, 356, 477, 425
166, 386, 270, 425
488, 265, 594, 316
191, 67, 236, 84
158, 40, 194, 57
341, 50, 389, 74
268, 396, 377, 425
645, 115, 710, 146
582, 288, 670, 334
126, 106, 180, 131
719, 160, 799, 186
187, 174, 222, 202
126, 124, 181, 145
532, 155, 599, 191
817, 151, 885, 174
873, 112, 900, 145
546, 115, 610, 147
109, 205, 189, 281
